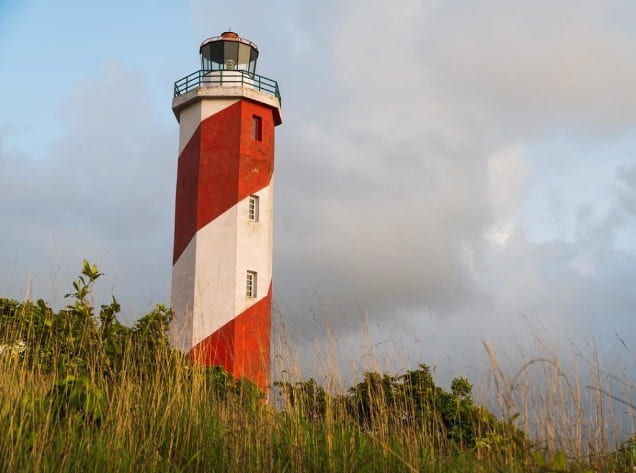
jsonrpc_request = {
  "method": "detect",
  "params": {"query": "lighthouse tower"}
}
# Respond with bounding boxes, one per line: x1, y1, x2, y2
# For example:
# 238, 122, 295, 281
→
170, 32, 282, 394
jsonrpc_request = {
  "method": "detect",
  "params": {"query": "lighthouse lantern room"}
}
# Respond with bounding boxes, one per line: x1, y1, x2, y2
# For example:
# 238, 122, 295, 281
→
199, 31, 259, 72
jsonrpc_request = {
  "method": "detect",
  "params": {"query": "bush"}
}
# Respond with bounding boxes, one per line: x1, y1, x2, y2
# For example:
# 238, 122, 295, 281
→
277, 364, 525, 453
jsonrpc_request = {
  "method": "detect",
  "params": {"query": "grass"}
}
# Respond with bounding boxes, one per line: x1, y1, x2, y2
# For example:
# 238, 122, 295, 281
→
0, 349, 485, 472
0, 262, 634, 472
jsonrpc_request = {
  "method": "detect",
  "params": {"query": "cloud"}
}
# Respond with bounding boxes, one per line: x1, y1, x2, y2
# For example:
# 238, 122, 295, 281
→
271, 0, 636, 377
617, 163, 636, 217
420, 1, 636, 138
2, 0, 635, 392
0, 61, 175, 319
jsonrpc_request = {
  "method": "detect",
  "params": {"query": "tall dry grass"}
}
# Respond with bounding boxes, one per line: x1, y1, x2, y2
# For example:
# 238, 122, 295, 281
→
0, 293, 633, 472
0, 337, 477, 472
479, 323, 636, 461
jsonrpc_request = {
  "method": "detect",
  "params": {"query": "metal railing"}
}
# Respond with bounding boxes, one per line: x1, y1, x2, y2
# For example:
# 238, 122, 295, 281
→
174, 69, 280, 100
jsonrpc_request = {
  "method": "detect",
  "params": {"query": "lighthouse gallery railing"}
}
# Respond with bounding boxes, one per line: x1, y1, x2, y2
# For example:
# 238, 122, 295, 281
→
174, 69, 281, 101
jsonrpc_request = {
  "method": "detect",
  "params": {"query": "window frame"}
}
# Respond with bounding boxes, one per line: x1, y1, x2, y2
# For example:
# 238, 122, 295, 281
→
246, 270, 257, 298
251, 115, 262, 141
248, 194, 259, 222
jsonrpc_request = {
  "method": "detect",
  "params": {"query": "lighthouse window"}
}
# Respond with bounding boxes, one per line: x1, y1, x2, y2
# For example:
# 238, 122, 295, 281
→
248, 195, 259, 221
246, 271, 257, 298
252, 115, 262, 141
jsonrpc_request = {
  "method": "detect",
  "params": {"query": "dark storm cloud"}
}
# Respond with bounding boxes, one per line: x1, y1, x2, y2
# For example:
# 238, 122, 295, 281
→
274, 129, 490, 320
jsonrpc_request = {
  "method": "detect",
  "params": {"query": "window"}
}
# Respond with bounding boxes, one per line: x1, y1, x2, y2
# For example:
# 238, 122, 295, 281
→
248, 195, 259, 221
251, 115, 262, 141
246, 271, 257, 298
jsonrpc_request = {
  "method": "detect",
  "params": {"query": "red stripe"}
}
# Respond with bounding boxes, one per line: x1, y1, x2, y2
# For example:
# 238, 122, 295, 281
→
189, 283, 272, 393
172, 127, 201, 264
172, 100, 276, 264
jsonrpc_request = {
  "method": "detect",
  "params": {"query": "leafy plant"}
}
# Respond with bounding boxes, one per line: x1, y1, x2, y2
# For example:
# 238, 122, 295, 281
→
278, 363, 525, 453
47, 374, 105, 426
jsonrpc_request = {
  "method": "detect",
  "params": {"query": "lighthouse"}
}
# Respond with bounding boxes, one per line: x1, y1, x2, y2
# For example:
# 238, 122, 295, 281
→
170, 32, 282, 394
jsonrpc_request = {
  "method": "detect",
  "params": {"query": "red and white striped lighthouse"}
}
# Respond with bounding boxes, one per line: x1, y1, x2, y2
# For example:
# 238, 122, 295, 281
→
170, 32, 282, 394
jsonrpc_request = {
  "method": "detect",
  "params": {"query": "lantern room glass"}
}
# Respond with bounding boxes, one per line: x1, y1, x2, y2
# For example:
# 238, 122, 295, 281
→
200, 40, 258, 74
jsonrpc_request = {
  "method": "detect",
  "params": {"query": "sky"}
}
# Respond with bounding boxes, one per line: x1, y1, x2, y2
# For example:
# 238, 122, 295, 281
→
1, 0, 635, 401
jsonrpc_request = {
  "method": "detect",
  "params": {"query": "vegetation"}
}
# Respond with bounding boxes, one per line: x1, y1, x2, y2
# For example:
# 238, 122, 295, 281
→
0, 261, 632, 472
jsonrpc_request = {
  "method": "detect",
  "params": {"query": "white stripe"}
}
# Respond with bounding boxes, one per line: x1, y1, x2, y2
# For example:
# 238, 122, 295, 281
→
234, 179, 274, 315
169, 236, 196, 352
170, 180, 274, 351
